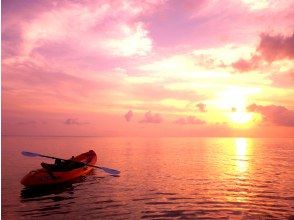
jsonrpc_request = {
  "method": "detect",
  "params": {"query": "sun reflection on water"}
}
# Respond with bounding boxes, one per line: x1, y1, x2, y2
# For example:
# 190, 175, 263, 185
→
224, 138, 253, 204
235, 138, 250, 173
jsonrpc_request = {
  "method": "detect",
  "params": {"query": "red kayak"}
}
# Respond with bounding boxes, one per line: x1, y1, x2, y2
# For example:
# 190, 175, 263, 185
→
21, 150, 97, 187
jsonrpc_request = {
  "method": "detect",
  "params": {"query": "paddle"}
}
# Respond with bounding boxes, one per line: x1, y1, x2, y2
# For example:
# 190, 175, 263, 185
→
21, 151, 120, 175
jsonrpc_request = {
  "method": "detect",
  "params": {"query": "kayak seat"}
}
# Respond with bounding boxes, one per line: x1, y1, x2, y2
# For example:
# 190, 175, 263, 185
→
41, 161, 85, 172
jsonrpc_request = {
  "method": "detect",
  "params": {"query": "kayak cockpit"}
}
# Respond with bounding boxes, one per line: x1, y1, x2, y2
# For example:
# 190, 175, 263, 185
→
41, 161, 85, 172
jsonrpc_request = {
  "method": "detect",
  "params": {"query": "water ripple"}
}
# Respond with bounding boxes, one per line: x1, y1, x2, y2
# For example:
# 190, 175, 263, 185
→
2, 137, 294, 219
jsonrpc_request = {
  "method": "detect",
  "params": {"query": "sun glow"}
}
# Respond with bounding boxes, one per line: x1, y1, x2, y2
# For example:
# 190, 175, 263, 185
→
215, 87, 259, 126
230, 111, 252, 124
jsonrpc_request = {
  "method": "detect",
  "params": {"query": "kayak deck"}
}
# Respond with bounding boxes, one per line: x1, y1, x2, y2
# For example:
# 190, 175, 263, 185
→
21, 150, 97, 187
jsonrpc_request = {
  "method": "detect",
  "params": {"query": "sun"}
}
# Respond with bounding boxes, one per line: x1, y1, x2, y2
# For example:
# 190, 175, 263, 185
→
215, 86, 258, 126
230, 111, 252, 124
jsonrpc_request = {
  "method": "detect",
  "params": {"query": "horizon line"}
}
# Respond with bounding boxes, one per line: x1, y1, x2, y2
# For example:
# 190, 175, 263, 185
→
1, 134, 294, 138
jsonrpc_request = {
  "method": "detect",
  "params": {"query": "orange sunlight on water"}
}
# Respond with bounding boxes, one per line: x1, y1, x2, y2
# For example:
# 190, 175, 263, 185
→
235, 138, 251, 173
2, 137, 293, 219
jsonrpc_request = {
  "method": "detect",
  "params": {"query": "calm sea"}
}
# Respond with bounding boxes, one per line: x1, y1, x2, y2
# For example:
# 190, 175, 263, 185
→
2, 137, 294, 219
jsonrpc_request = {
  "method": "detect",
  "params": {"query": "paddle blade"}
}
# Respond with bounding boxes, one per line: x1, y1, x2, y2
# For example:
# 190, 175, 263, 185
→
100, 167, 120, 175
21, 151, 40, 157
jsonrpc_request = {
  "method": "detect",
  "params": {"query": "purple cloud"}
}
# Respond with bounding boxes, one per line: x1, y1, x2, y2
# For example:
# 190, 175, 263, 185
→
3, 62, 93, 88
232, 55, 261, 72
258, 32, 294, 62
64, 118, 89, 125
174, 116, 205, 125
17, 120, 37, 125
124, 110, 133, 122
270, 70, 294, 88
16, 120, 47, 125
233, 32, 294, 72
196, 103, 207, 112
140, 111, 162, 123
128, 83, 204, 101
247, 103, 294, 127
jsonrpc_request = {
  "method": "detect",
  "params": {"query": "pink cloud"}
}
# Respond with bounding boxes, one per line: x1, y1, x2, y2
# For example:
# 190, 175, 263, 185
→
1, 61, 121, 106
64, 118, 89, 125
3, 62, 93, 88
174, 116, 205, 125
232, 55, 262, 72
17, 120, 37, 125
124, 110, 133, 122
270, 70, 294, 88
129, 83, 204, 101
257, 32, 294, 62
196, 103, 207, 112
247, 103, 294, 127
147, 0, 294, 51
140, 111, 162, 123
232, 32, 294, 72
1, 1, 169, 82
5, 0, 163, 60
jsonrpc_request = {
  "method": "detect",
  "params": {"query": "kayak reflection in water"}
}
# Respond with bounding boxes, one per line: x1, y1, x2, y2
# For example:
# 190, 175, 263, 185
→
21, 182, 75, 200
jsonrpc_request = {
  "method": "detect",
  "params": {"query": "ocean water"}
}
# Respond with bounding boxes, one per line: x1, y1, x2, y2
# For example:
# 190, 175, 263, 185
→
1, 137, 294, 219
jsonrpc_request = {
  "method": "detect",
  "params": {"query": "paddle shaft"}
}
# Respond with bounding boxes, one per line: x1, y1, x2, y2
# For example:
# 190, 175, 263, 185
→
37, 154, 103, 169
22, 151, 120, 175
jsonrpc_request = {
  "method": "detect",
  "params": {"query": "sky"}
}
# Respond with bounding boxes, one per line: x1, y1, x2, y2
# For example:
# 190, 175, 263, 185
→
2, 0, 294, 137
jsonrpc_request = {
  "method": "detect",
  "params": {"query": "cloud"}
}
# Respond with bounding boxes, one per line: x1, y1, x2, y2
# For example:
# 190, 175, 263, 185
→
3, 0, 158, 59
232, 55, 262, 72
129, 83, 204, 101
2, 61, 119, 102
270, 70, 294, 88
140, 111, 162, 123
232, 32, 294, 72
17, 120, 37, 125
104, 22, 152, 57
240, 0, 269, 10
2, 0, 294, 138
257, 32, 294, 62
196, 103, 207, 112
147, 0, 293, 52
247, 103, 294, 126
124, 110, 133, 122
16, 120, 47, 125
174, 116, 205, 125
64, 118, 89, 125
3, 62, 92, 87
